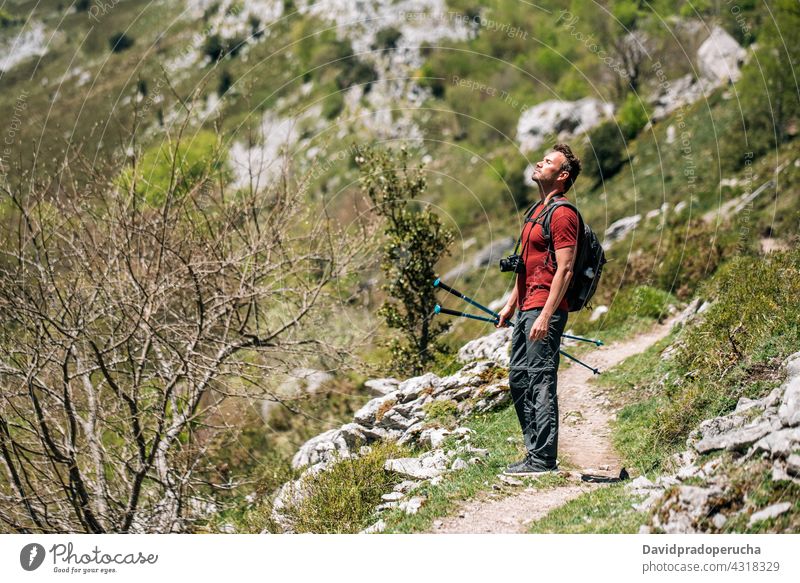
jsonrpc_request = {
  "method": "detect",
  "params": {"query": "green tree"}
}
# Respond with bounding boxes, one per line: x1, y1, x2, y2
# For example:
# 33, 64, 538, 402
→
356, 145, 454, 375
723, 0, 800, 170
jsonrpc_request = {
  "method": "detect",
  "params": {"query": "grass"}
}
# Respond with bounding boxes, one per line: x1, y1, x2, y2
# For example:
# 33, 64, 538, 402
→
276, 441, 408, 534
529, 483, 647, 534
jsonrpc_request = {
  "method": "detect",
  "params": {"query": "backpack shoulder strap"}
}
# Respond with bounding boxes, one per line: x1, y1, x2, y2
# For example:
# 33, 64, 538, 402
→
541, 200, 583, 267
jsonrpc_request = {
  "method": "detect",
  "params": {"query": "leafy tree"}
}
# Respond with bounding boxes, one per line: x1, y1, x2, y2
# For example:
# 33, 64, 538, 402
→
356, 145, 454, 375
723, 0, 800, 170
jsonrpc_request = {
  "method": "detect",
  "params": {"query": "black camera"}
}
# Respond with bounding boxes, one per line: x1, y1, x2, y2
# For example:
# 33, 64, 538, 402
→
499, 253, 523, 273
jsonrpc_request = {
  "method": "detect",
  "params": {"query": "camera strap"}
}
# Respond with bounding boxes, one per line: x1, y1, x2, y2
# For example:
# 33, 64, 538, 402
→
512, 195, 566, 257
511, 201, 542, 256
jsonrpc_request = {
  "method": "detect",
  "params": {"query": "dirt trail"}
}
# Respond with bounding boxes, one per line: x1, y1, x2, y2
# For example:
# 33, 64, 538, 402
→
432, 318, 676, 534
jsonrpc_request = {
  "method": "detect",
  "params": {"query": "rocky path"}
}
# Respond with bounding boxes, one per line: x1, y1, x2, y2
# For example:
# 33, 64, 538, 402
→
432, 318, 677, 534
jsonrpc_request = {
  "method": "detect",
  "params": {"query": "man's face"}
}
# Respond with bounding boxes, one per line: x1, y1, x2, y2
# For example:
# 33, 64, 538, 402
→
531, 151, 567, 188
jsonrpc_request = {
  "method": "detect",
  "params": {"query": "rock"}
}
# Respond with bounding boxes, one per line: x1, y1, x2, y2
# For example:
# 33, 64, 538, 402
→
787, 454, 800, 476
397, 422, 426, 446
458, 329, 513, 365
419, 427, 451, 449
695, 420, 773, 454
381, 491, 405, 502
454, 427, 475, 438
649, 73, 717, 122
589, 305, 608, 322
603, 215, 641, 249
751, 427, 800, 458
628, 475, 655, 492
399, 496, 426, 515
689, 412, 748, 450
429, 475, 443, 486
778, 351, 800, 427
464, 445, 489, 457
672, 298, 703, 330
711, 513, 727, 530
433, 519, 443, 529
633, 490, 665, 513
393, 480, 420, 493
291, 424, 372, 469
697, 26, 746, 84
360, 519, 386, 534
654, 485, 725, 534
397, 372, 440, 403
748, 502, 791, 527
517, 98, 614, 152
385, 454, 447, 480
364, 378, 399, 396
375, 501, 399, 512
378, 409, 417, 431
354, 392, 398, 427
451, 458, 468, 471
499, 475, 524, 487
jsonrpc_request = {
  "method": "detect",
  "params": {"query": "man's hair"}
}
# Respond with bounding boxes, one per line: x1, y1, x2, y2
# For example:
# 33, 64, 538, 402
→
553, 143, 582, 193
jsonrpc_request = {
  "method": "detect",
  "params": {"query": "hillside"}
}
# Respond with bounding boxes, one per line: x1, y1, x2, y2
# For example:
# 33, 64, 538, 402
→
0, 0, 798, 534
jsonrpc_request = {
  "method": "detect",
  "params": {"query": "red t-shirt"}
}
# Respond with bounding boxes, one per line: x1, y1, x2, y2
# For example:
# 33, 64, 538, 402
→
516, 200, 579, 312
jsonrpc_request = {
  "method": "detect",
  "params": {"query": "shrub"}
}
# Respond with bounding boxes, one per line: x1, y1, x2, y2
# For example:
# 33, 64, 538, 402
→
583, 121, 629, 185
109, 32, 134, 53
617, 92, 650, 139
374, 27, 402, 50
356, 145, 454, 376
279, 442, 406, 533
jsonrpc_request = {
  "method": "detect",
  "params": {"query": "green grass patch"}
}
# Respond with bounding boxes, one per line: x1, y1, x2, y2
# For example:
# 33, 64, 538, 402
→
529, 483, 647, 534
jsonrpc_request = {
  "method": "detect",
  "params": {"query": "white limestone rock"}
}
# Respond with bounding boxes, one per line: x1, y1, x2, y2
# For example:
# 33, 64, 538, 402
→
517, 98, 614, 153
364, 378, 400, 396
697, 26, 747, 84
458, 329, 512, 365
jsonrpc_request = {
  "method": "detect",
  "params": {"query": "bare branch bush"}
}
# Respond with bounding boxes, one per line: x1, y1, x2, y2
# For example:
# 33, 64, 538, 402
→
0, 118, 374, 533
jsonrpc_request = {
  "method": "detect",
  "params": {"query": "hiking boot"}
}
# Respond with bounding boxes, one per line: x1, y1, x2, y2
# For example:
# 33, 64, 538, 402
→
505, 456, 530, 472
502, 457, 558, 476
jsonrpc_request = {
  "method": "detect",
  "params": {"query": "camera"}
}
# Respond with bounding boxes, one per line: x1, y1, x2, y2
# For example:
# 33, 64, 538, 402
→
499, 253, 523, 273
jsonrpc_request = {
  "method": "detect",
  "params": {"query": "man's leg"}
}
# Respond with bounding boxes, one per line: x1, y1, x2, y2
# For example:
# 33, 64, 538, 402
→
523, 308, 568, 467
508, 310, 535, 455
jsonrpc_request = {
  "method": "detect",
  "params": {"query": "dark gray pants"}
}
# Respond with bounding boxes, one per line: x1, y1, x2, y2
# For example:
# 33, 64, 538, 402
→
508, 308, 568, 465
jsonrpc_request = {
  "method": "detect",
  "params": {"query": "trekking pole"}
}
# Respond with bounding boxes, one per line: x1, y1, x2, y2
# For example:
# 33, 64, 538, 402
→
433, 278, 500, 318
562, 333, 604, 346
433, 305, 601, 374
434, 305, 502, 325
559, 349, 601, 375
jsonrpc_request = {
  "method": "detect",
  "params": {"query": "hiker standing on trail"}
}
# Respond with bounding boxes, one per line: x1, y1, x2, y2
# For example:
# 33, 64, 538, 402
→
496, 143, 582, 475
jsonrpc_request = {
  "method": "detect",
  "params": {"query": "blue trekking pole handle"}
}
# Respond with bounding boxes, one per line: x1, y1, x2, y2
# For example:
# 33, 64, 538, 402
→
559, 349, 601, 375
562, 333, 604, 346
433, 278, 499, 318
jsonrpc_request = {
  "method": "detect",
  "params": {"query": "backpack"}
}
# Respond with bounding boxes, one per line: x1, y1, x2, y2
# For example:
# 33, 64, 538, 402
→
536, 200, 607, 312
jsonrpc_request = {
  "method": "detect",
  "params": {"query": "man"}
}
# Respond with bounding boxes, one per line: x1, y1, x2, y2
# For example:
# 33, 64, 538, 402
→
496, 143, 582, 475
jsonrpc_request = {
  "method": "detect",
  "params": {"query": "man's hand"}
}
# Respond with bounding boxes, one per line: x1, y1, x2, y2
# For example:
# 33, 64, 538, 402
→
528, 311, 551, 341
496, 303, 515, 328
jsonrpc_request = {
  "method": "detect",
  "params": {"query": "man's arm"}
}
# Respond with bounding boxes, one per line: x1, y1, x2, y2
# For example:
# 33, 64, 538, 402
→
496, 274, 519, 328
